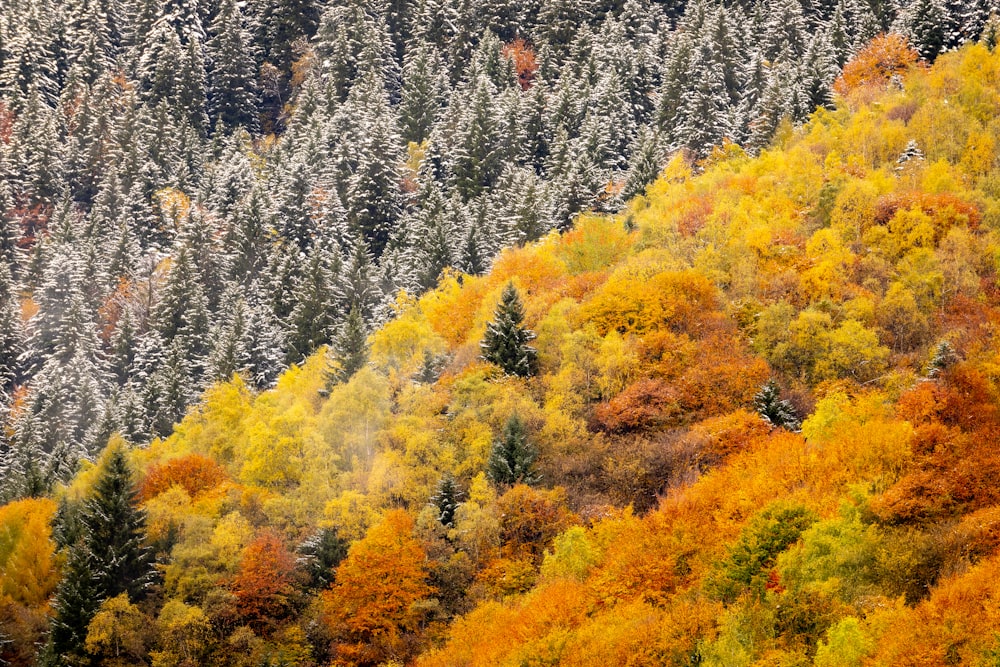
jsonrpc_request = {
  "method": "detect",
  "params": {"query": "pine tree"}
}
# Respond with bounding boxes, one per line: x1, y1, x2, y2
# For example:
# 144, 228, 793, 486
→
0, 262, 23, 396
286, 245, 340, 363
46, 444, 155, 662
45, 543, 101, 665
81, 444, 157, 601
486, 414, 539, 486
449, 74, 504, 201
207, 0, 260, 132
908, 0, 949, 61
347, 112, 404, 259
621, 127, 661, 202
399, 42, 448, 144
481, 283, 538, 378
753, 380, 801, 431
430, 474, 464, 528
1, 412, 48, 501
927, 340, 959, 377
800, 31, 839, 111
255, 0, 321, 74
296, 526, 349, 590
674, 39, 733, 156
153, 242, 210, 376
325, 304, 368, 387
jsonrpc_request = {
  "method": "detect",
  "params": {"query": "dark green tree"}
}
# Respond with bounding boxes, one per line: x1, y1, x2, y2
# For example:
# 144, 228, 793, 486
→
81, 444, 157, 602
325, 304, 368, 387
296, 526, 349, 590
908, 0, 948, 61
45, 543, 101, 665
753, 380, 801, 431
207, 0, 260, 132
430, 474, 464, 528
486, 414, 539, 487
481, 283, 537, 378
45, 445, 156, 663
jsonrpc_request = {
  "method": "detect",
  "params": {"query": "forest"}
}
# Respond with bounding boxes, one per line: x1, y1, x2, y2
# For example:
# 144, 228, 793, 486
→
6, 0, 1000, 665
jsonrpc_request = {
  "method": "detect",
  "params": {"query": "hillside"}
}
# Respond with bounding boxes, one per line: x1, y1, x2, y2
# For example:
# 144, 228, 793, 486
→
0, 0, 946, 493
9, 35, 1000, 667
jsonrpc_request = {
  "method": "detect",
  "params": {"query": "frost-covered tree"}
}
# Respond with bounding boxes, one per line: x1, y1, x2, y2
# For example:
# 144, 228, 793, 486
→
481, 283, 538, 378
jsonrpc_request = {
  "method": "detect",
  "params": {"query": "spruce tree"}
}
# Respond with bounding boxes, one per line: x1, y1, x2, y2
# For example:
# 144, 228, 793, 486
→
486, 414, 540, 486
430, 474, 464, 528
46, 543, 101, 665
207, 0, 260, 132
325, 304, 368, 387
481, 283, 538, 378
296, 527, 349, 590
47, 444, 155, 662
908, 0, 949, 61
753, 380, 801, 431
81, 443, 157, 601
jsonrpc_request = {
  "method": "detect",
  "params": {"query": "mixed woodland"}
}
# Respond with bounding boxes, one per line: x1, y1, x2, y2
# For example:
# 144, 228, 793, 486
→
6, 0, 1000, 666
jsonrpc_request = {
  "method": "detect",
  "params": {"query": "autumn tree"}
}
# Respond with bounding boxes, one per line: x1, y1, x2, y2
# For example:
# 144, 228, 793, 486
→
229, 531, 299, 634
322, 510, 433, 665
834, 33, 920, 96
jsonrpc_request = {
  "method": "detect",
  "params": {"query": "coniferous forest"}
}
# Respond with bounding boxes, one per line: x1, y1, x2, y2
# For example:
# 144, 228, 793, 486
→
6, 0, 1000, 665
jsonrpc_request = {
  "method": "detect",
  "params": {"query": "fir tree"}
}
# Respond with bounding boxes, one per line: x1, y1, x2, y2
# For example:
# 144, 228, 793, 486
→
481, 283, 538, 378
325, 304, 368, 387
347, 113, 404, 259
927, 340, 959, 377
908, 0, 949, 61
399, 42, 449, 144
430, 474, 464, 528
81, 443, 157, 601
753, 380, 801, 431
207, 0, 260, 132
486, 414, 539, 486
45, 543, 101, 665
296, 526, 349, 590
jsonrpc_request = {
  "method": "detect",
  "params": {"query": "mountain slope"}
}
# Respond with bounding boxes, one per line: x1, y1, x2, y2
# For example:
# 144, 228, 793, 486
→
9, 36, 1000, 666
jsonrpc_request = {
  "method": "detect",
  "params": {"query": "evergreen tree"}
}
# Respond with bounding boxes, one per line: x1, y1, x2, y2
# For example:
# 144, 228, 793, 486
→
46, 444, 155, 662
286, 245, 340, 363
45, 543, 101, 665
753, 380, 801, 431
81, 444, 157, 601
399, 42, 449, 144
296, 526, 349, 590
430, 474, 464, 528
347, 112, 404, 259
481, 283, 538, 378
207, 0, 260, 132
486, 414, 539, 486
0, 262, 23, 395
325, 304, 368, 387
674, 39, 733, 156
908, 0, 949, 61
1, 412, 48, 501
927, 339, 959, 377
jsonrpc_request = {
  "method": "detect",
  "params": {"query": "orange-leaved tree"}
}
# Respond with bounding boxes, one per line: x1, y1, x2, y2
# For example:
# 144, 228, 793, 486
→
834, 34, 920, 98
322, 509, 434, 666
229, 530, 298, 635
139, 453, 228, 501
